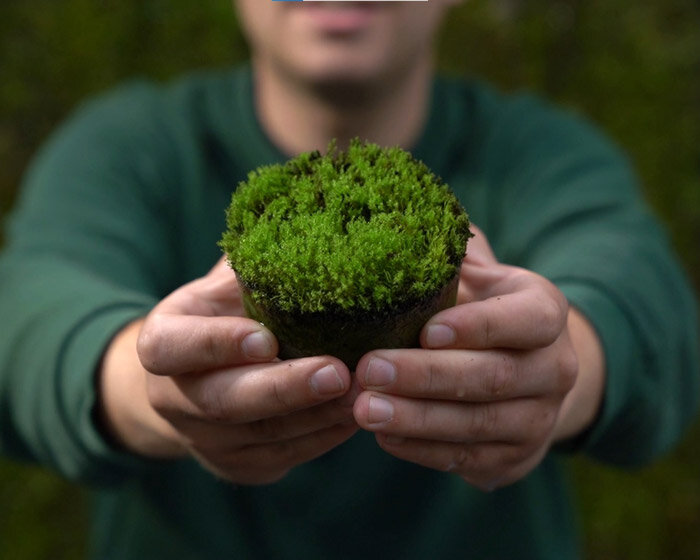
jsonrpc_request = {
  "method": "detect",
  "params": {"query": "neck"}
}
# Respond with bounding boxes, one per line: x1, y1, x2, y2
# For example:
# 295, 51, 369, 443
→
252, 55, 434, 156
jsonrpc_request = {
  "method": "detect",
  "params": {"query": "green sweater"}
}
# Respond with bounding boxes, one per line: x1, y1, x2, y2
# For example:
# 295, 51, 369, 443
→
1, 67, 698, 559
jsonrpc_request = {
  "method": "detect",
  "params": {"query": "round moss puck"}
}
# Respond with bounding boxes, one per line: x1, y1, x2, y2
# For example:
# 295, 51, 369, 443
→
220, 139, 472, 368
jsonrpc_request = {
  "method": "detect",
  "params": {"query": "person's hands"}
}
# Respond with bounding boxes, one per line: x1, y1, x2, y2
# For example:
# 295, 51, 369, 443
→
352, 228, 604, 491
100, 258, 359, 485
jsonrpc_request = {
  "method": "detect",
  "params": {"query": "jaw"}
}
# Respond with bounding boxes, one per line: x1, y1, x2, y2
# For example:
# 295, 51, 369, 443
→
238, 0, 448, 90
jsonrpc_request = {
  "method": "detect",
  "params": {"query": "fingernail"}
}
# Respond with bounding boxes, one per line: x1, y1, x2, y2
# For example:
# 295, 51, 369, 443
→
242, 331, 275, 359
310, 365, 344, 395
364, 358, 396, 387
368, 396, 393, 425
425, 323, 456, 348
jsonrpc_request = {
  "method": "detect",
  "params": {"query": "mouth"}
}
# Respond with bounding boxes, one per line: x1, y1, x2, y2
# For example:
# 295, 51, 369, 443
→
296, 2, 383, 35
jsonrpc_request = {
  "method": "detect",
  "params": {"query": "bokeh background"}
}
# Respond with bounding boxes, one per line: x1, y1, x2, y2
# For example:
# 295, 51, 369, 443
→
1, 1, 699, 558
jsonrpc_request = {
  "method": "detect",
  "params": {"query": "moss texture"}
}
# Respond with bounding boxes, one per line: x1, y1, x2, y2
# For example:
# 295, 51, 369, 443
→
220, 139, 472, 314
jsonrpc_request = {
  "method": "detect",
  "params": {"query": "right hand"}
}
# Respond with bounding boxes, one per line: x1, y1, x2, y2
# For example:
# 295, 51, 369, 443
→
99, 258, 359, 485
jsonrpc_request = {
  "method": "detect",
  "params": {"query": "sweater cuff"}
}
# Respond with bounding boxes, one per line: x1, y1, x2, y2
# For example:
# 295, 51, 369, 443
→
552, 280, 638, 457
58, 302, 158, 485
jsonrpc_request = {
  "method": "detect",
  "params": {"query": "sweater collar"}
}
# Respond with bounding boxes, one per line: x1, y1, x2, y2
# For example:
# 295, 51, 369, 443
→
224, 65, 460, 178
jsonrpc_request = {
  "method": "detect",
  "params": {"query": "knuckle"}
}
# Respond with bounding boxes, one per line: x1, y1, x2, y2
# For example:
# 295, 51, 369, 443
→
467, 403, 499, 440
452, 446, 513, 491
196, 383, 231, 423
415, 400, 431, 433
531, 282, 568, 345
539, 297, 565, 343
201, 453, 291, 485
450, 444, 483, 474
459, 471, 500, 492
455, 442, 542, 491
146, 376, 190, 425
137, 315, 167, 373
482, 312, 494, 347
544, 277, 568, 312
199, 326, 220, 367
557, 346, 579, 393
243, 440, 299, 474
422, 359, 440, 394
538, 408, 558, 437
248, 416, 286, 442
145, 376, 171, 415
267, 374, 296, 411
484, 355, 516, 398
449, 446, 470, 473
504, 440, 534, 466
275, 439, 299, 464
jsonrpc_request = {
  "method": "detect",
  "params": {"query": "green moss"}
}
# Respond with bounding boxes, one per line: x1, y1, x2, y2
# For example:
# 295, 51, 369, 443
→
220, 139, 472, 314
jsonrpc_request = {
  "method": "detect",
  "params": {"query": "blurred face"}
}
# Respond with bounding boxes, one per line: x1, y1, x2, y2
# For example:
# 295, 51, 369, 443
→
234, 1, 455, 88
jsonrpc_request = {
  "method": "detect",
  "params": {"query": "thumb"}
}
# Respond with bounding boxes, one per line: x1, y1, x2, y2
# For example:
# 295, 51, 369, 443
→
457, 225, 498, 305
464, 224, 497, 266
208, 255, 236, 279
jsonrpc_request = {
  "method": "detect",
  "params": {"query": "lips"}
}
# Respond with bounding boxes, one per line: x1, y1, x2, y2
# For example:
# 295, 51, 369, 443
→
298, 2, 382, 35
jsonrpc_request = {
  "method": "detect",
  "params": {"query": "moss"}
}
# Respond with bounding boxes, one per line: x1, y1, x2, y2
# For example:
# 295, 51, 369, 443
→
220, 139, 472, 315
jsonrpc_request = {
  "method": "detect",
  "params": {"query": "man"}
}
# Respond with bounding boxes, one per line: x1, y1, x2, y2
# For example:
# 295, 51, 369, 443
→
1, 1, 697, 558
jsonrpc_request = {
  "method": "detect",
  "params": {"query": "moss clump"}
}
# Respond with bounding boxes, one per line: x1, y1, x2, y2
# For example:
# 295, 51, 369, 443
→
220, 139, 472, 315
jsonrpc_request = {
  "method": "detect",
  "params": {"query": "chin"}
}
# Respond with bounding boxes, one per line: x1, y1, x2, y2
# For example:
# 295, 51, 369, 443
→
307, 66, 381, 87
290, 46, 394, 88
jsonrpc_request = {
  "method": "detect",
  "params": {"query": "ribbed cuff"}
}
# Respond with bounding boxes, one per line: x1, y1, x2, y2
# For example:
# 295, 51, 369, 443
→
57, 301, 160, 485
551, 280, 638, 457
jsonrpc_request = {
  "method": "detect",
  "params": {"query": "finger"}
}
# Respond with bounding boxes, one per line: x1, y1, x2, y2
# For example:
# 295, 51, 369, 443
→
210, 254, 235, 276
156, 257, 244, 318
178, 397, 356, 448
147, 357, 351, 425
423, 275, 568, 350
374, 436, 543, 491
457, 226, 499, 304
192, 422, 359, 485
356, 347, 575, 402
463, 225, 497, 266
137, 314, 278, 375
193, 257, 250, 316
353, 391, 553, 443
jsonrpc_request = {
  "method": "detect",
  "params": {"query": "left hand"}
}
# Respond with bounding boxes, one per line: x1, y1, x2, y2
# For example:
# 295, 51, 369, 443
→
353, 227, 593, 491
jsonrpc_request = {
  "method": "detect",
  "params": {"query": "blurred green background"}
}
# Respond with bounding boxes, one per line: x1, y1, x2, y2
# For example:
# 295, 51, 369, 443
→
1, 1, 699, 558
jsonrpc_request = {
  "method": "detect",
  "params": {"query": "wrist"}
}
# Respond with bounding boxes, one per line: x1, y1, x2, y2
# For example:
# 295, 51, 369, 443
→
98, 319, 185, 458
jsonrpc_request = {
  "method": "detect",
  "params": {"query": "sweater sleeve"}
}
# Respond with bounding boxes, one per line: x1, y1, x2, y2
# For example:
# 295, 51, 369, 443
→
0, 83, 181, 484
479, 92, 700, 466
